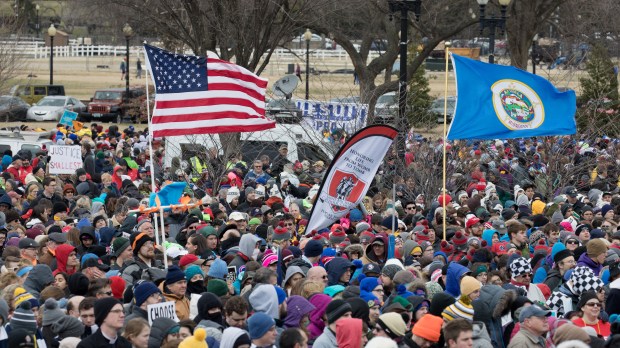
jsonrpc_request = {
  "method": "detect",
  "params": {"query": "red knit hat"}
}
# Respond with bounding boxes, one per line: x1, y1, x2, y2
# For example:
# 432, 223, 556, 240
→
360, 231, 374, 244
109, 276, 126, 299
179, 254, 199, 268
438, 194, 452, 207
534, 239, 550, 254
440, 240, 454, 254
452, 231, 468, 250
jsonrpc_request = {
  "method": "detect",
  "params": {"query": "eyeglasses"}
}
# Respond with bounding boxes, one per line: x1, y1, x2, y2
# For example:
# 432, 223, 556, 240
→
406, 206, 416, 210
585, 302, 601, 308
566, 240, 579, 245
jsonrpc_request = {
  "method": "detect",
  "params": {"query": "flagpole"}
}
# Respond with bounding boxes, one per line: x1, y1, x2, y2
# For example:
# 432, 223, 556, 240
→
160, 207, 168, 270
144, 42, 161, 243
441, 42, 451, 241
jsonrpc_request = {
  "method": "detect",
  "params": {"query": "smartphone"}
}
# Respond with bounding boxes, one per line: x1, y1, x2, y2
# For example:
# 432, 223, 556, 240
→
227, 266, 237, 282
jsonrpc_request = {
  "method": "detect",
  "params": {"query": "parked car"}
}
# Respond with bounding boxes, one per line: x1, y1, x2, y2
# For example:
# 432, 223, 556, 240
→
432, 96, 457, 123
9, 84, 65, 105
82, 87, 146, 123
26, 96, 86, 122
374, 92, 398, 124
0, 96, 30, 121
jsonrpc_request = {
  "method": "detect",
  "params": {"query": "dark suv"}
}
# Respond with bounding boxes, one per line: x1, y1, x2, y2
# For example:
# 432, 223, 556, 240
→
83, 88, 146, 123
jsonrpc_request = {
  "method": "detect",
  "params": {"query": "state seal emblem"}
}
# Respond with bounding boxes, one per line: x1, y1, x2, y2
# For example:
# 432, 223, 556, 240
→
491, 79, 545, 130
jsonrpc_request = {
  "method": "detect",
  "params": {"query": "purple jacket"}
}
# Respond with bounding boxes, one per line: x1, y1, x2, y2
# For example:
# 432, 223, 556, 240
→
577, 252, 602, 276
284, 295, 316, 329
308, 294, 332, 340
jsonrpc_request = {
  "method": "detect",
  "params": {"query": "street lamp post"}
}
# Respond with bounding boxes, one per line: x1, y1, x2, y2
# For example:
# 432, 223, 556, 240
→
477, 0, 511, 64
36, 5, 40, 38
304, 28, 312, 100
123, 23, 133, 108
48, 24, 56, 85
387, 0, 422, 162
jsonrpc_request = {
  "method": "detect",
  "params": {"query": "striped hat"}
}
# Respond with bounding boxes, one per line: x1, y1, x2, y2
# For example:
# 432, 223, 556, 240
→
452, 231, 468, 250
13, 287, 35, 308
10, 301, 37, 333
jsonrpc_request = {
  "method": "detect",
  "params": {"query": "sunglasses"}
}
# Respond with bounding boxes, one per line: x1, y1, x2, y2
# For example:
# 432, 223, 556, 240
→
566, 240, 579, 245
585, 302, 601, 308
519, 273, 532, 279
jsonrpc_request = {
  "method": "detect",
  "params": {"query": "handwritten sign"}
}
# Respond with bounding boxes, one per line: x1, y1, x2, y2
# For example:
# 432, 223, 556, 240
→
48, 145, 83, 174
147, 301, 179, 325
294, 100, 368, 134
59, 110, 78, 126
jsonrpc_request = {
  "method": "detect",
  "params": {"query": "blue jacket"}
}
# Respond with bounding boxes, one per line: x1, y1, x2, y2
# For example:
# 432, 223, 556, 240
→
445, 262, 470, 298
326, 257, 353, 286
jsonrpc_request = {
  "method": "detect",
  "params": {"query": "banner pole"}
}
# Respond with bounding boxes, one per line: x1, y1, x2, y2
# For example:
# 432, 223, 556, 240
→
160, 206, 168, 270
442, 42, 451, 241
392, 183, 396, 233
153, 212, 160, 246
143, 42, 161, 242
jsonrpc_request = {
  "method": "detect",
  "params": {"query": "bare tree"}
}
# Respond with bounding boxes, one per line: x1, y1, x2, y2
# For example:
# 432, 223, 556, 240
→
301, 0, 477, 123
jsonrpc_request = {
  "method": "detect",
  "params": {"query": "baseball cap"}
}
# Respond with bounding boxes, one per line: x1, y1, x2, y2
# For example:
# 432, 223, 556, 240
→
81, 255, 110, 272
48, 233, 67, 243
250, 208, 263, 217
362, 263, 381, 276
519, 305, 551, 322
229, 211, 245, 221
565, 187, 578, 198
492, 220, 507, 234
18, 238, 39, 249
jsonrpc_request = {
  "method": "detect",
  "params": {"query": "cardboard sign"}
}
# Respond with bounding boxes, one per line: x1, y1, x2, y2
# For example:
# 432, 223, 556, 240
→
48, 145, 83, 174
147, 301, 179, 325
294, 100, 368, 134
59, 110, 78, 126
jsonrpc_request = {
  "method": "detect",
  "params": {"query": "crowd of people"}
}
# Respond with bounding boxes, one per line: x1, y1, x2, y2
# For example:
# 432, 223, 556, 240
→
0, 122, 619, 348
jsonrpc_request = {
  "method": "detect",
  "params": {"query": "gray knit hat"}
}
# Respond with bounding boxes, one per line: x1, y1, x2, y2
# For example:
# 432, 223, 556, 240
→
42, 298, 65, 326
52, 315, 84, 339
381, 264, 402, 280
10, 302, 37, 333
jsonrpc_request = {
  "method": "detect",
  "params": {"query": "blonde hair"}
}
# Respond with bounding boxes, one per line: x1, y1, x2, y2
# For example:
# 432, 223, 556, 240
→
75, 196, 91, 210
123, 318, 149, 341
298, 280, 324, 299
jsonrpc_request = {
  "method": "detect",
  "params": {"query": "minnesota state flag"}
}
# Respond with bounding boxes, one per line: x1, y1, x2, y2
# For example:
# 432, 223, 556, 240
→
446, 54, 576, 140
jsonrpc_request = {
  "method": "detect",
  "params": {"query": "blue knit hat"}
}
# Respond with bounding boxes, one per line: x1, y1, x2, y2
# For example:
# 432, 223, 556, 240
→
165, 265, 185, 285
134, 282, 161, 307
207, 258, 228, 279
247, 312, 275, 340
185, 265, 204, 281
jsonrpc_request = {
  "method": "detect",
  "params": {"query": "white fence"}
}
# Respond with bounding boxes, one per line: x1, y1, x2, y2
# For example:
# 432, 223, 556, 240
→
1, 40, 382, 62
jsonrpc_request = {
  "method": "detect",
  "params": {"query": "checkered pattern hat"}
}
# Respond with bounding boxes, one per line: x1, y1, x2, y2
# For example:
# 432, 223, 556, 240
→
509, 257, 532, 277
571, 266, 603, 295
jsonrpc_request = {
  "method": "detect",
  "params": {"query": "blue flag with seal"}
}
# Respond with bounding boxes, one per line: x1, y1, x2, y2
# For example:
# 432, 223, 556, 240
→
447, 54, 576, 140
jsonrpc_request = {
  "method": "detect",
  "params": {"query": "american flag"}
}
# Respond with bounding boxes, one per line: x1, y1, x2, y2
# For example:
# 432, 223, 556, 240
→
144, 44, 275, 137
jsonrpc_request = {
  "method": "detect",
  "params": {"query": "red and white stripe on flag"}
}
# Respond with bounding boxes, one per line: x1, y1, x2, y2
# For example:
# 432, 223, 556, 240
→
147, 48, 275, 137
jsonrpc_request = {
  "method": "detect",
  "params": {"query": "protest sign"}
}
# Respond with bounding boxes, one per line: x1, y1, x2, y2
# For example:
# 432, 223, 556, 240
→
48, 145, 83, 174
293, 100, 368, 135
59, 110, 78, 127
147, 301, 179, 325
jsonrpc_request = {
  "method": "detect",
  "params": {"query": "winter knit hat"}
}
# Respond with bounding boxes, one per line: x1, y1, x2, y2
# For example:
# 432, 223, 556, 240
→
329, 228, 347, 245
226, 187, 240, 203
381, 264, 402, 280
11, 302, 37, 333
571, 267, 604, 295
510, 257, 532, 277
42, 298, 65, 326
165, 265, 185, 285
377, 312, 407, 339
586, 239, 608, 258
325, 299, 353, 324
440, 240, 454, 254
94, 298, 121, 327
207, 279, 229, 297
51, 315, 84, 339
393, 270, 415, 286
185, 265, 204, 282
452, 231, 468, 251
112, 237, 130, 257
130, 232, 154, 256
411, 314, 443, 342
208, 258, 228, 279
356, 222, 371, 234
304, 240, 324, 258
459, 276, 481, 297
13, 287, 35, 308
134, 282, 161, 307
247, 312, 275, 340
272, 225, 291, 242
179, 328, 208, 348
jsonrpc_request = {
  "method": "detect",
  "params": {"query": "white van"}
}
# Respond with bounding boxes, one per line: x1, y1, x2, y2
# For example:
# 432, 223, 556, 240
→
0, 129, 53, 156
164, 123, 336, 169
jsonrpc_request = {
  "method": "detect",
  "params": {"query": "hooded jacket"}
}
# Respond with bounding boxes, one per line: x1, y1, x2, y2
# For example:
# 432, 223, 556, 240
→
335, 318, 362, 348
220, 327, 247, 348
308, 293, 332, 340
361, 233, 388, 265
577, 252, 602, 276
77, 226, 106, 257
248, 284, 279, 319
472, 321, 494, 348
284, 295, 316, 328
326, 257, 353, 286
472, 285, 516, 348
54, 244, 78, 276
148, 317, 179, 348
445, 262, 470, 298
158, 281, 190, 321
24, 264, 55, 298
282, 266, 305, 289
228, 233, 259, 269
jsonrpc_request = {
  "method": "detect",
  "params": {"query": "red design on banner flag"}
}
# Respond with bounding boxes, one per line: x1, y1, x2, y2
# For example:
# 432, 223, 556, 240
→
328, 170, 367, 212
